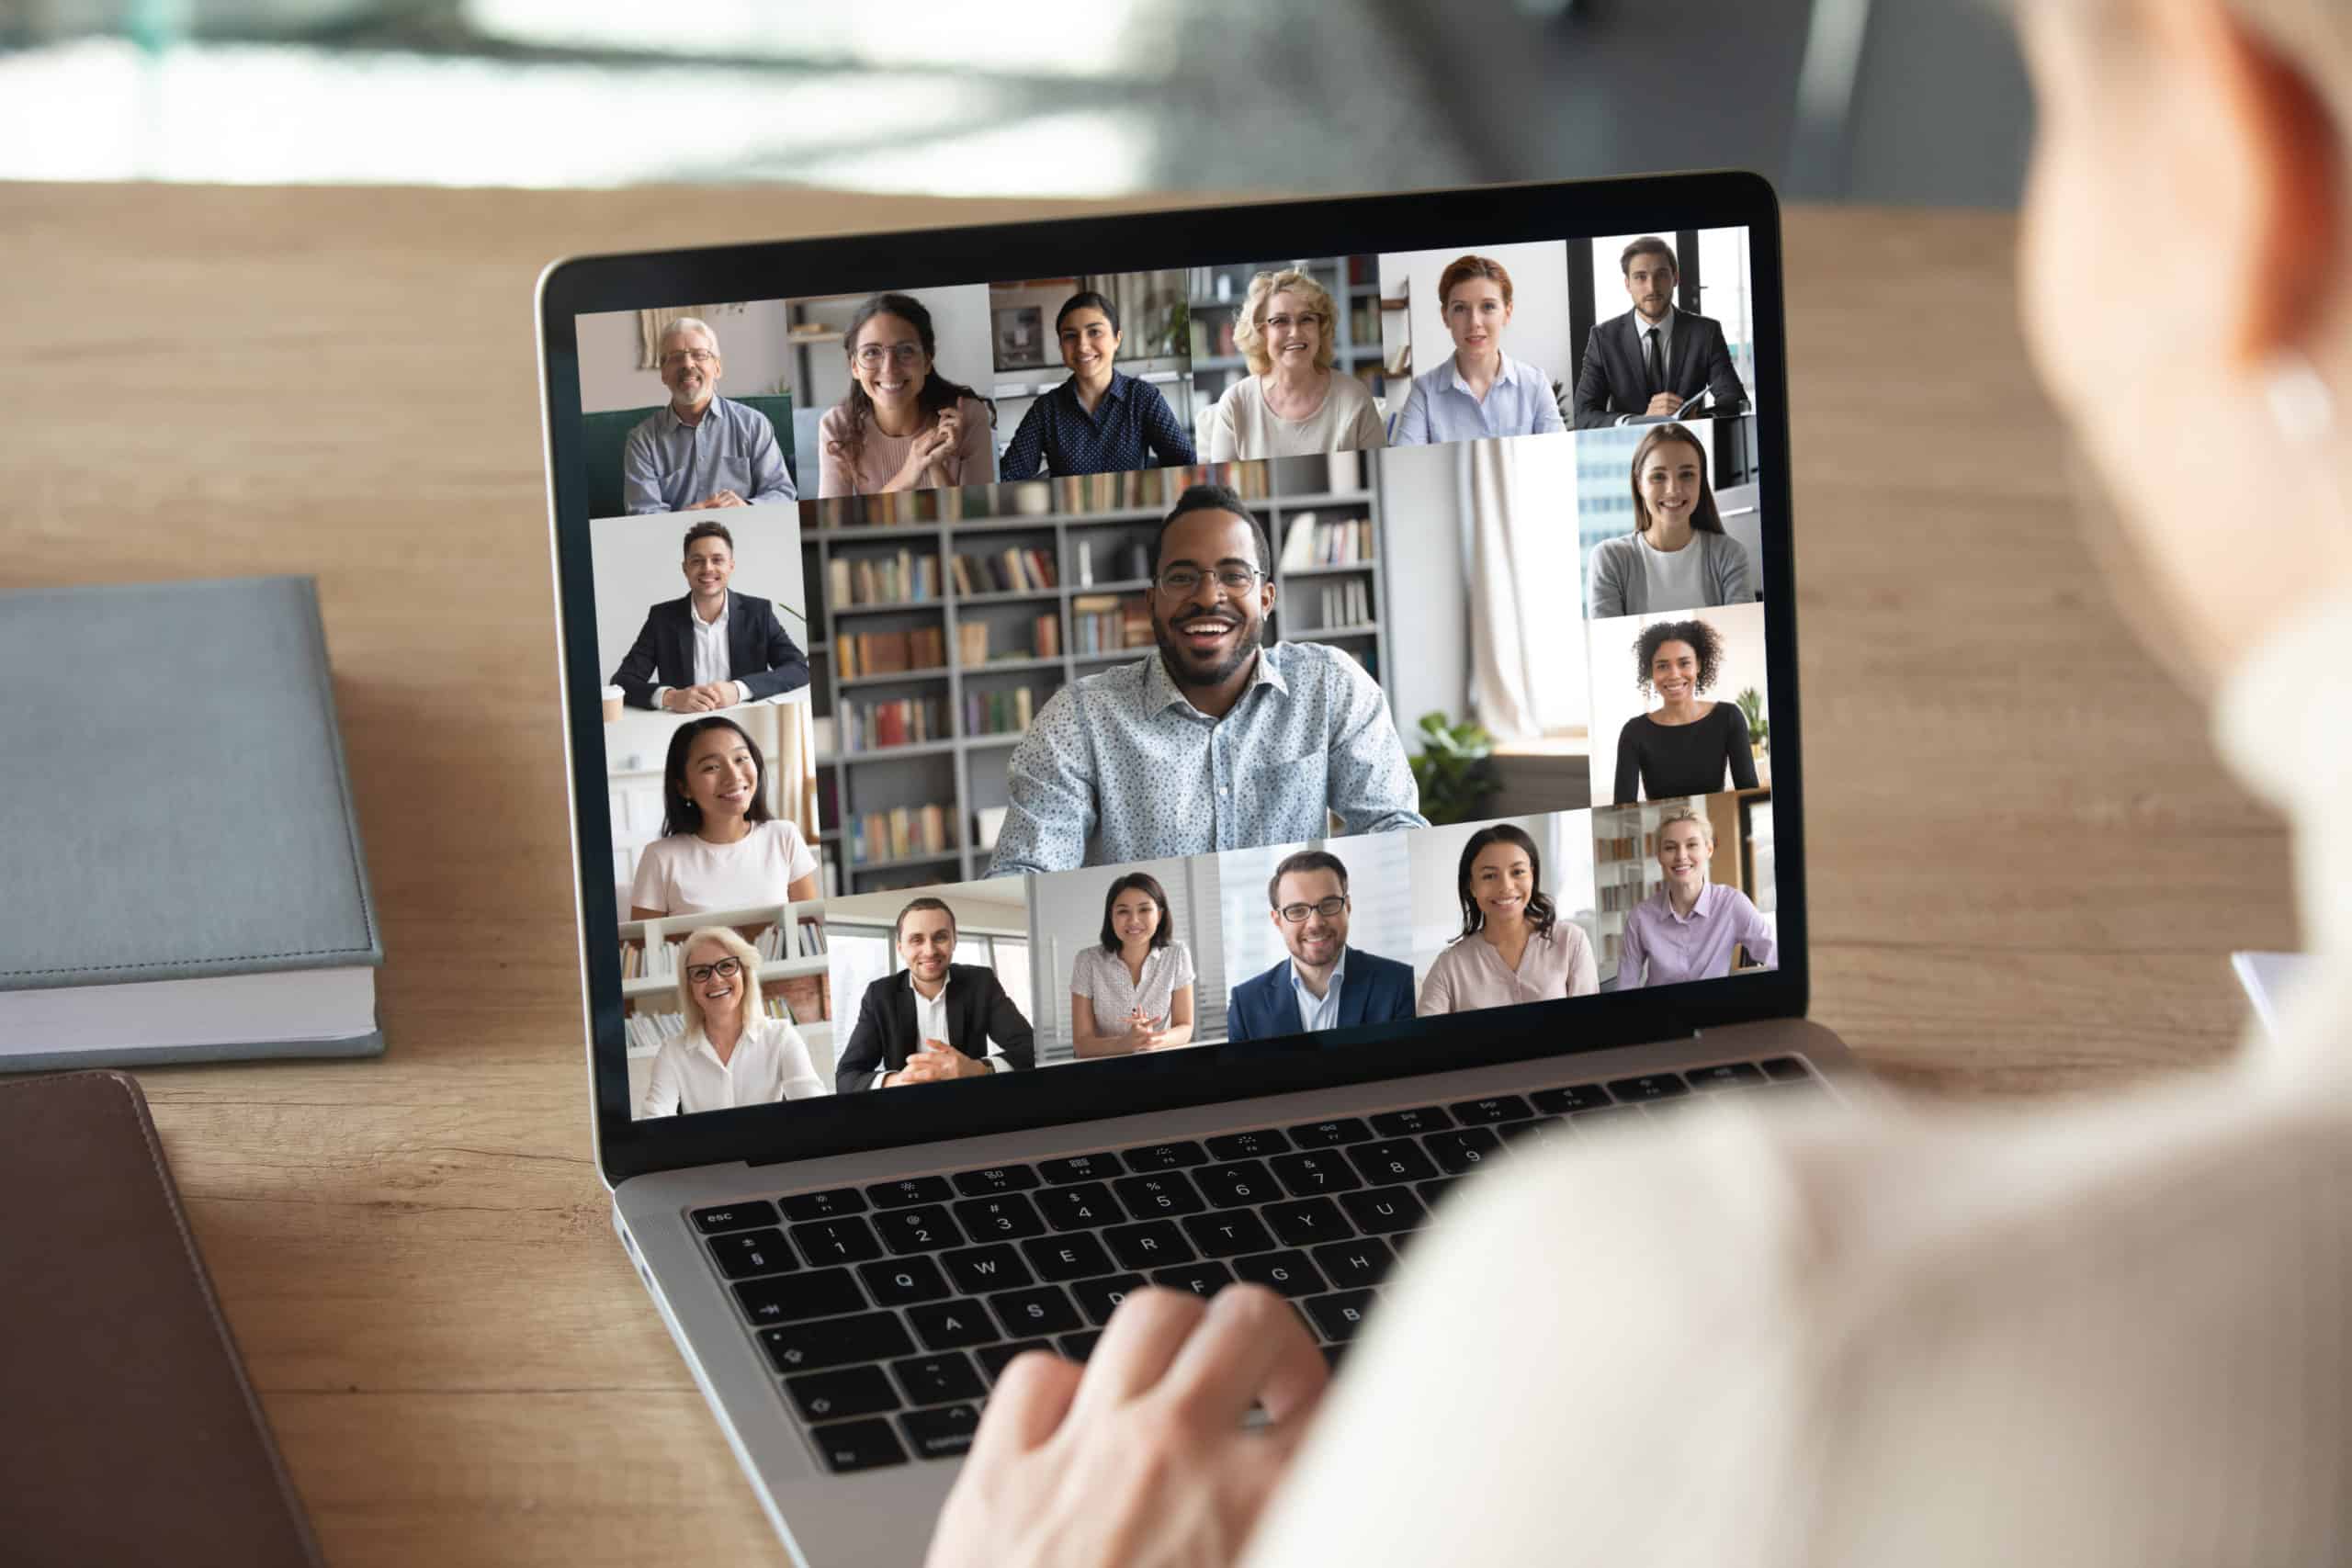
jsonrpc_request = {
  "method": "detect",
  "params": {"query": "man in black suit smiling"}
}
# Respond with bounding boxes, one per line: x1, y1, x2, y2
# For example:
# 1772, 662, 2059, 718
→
1572, 235, 1750, 429
609, 519, 809, 712
836, 897, 1036, 1093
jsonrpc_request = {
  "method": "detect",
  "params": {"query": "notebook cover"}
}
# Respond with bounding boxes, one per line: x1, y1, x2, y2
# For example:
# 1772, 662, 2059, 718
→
0, 1070, 327, 1567
0, 577, 383, 1058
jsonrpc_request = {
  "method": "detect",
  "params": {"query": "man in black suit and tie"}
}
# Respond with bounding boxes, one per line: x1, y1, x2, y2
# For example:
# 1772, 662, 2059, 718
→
835, 897, 1037, 1092
609, 519, 809, 712
1571, 235, 1750, 429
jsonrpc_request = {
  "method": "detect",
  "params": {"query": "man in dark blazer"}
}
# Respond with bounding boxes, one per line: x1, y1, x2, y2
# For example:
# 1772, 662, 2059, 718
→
609, 519, 809, 712
836, 897, 1037, 1092
1225, 850, 1417, 1043
1571, 235, 1750, 429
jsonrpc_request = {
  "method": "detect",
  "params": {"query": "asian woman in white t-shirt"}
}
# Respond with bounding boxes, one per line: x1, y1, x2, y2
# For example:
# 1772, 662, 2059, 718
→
630, 716, 820, 919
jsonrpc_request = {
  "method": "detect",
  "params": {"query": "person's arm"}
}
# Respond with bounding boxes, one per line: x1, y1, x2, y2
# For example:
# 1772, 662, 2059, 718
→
989, 695, 1097, 876
1723, 703, 1759, 790
1527, 367, 1566, 435
833, 986, 887, 1094
1388, 375, 1430, 446
1588, 538, 1629, 619
744, 410, 797, 504
620, 422, 668, 514
1615, 907, 1649, 991
817, 406, 854, 499
638, 1043, 683, 1117
610, 610, 667, 709
1223, 976, 1261, 1043
628, 844, 669, 925
1729, 890, 1778, 970
768, 1019, 827, 1100
735, 601, 810, 702
1069, 991, 1141, 1059
1701, 321, 1748, 415
1142, 983, 1196, 1050
980, 970, 1035, 1072
1320, 658, 1429, 836
1203, 387, 1238, 463
1137, 381, 1197, 467
1613, 717, 1644, 805
1414, 951, 1453, 1017
999, 399, 1049, 480
1712, 535, 1755, 607
956, 398, 999, 484
1344, 380, 1387, 451
1572, 333, 1619, 430
1566, 923, 1600, 997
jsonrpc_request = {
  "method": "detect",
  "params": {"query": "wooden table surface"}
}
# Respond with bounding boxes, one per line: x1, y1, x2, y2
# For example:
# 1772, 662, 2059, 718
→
0, 183, 2295, 1564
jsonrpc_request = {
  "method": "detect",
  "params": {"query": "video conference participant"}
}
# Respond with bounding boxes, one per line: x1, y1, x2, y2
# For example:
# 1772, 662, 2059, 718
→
1204, 269, 1387, 461
1611, 617, 1759, 805
834, 897, 1036, 1092
989, 484, 1426, 875
1388, 255, 1566, 446
1587, 423, 1756, 617
998, 291, 1197, 479
1614, 807, 1776, 989
608, 520, 811, 713
1068, 873, 1197, 1057
818, 293, 998, 497
620, 316, 797, 514
629, 716, 821, 918
1226, 849, 1417, 1042
637, 926, 825, 1117
1417, 823, 1598, 1014
1571, 236, 1750, 429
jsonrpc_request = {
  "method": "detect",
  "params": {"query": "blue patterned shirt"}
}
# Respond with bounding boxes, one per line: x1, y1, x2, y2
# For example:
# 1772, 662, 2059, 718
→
988, 642, 1426, 875
1388, 352, 1566, 446
621, 395, 796, 514
998, 371, 1197, 479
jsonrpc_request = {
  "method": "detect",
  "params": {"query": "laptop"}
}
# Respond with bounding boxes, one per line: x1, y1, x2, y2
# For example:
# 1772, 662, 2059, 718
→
537, 173, 1851, 1565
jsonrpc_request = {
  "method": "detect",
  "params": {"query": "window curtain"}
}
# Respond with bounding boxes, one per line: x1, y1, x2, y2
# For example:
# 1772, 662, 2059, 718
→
1464, 440, 1544, 740
758, 698, 823, 847
637, 305, 737, 370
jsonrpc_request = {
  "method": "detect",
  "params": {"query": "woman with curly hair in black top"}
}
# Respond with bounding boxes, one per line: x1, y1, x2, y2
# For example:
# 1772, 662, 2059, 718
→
1611, 616, 1758, 804
816, 292, 997, 497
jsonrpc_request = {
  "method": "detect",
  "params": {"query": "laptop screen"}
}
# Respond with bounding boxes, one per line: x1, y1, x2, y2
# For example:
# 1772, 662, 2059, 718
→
558, 212, 1785, 1143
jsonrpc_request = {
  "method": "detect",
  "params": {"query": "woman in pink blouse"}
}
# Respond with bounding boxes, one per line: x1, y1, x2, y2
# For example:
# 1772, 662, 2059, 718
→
817, 292, 998, 497
1416, 822, 1597, 1015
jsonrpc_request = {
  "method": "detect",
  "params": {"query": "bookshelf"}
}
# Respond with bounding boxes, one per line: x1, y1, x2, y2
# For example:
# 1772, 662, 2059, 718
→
800, 453, 1390, 891
1185, 257, 1388, 415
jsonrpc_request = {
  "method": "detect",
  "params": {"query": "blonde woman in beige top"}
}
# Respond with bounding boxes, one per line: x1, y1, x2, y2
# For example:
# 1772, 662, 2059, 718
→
816, 291, 997, 498
1204, 268, 1387, 461
1415, 821, 1598, 1015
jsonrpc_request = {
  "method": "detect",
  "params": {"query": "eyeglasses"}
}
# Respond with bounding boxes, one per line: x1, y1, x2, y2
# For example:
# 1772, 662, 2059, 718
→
1262, 310, 1323, 333
854, 343, 925, 369
1154, 566, 1261, 597
1277, 896, 1349, 923
660, 347, 717, 368
684, 957, 743, 985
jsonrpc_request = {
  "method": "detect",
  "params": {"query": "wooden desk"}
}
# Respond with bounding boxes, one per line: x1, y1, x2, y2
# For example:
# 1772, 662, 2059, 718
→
0, 185, 2293, 1565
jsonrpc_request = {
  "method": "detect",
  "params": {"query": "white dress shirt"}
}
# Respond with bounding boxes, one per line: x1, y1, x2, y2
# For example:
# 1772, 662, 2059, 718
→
651, 592, 752, 710
1247, 592, 2352, 1566
875, 971, 1011, 1088
637, 1014, 824, 1117
1616, 307, 1678, 426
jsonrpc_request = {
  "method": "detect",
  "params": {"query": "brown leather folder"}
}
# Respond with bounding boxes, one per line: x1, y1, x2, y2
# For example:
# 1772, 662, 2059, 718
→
0, 1071, 325, 1566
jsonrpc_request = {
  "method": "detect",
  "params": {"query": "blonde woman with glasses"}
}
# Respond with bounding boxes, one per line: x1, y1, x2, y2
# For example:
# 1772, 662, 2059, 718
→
1204, 268, 1386, 461
637, 925, 824, 1117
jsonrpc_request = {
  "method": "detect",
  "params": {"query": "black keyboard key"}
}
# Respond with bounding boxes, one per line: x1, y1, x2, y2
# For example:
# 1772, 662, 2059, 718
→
1344, 1139, 1438, 1186
1204, 1127, 1291, 1160
708, 1228, 797, 1280
1020, 1232, 1116, 1283
942, 1243, 1035, 1294
1039, 1150, 1125, 1183
789, 1215, 883, 1265
1180, 1209, 1277, 1258
735, 1269, 865, 1326
1368, 1105, 1453, 1137
1193, 1160, 1280, 1209
1313, 1238, 1394, 1290
1121, 1140, 1208, 1171
762, 1311, 914, 1375
874, 1205, 965, 1255
952, 1164, 1040, 1196
1070, 1273, 1147, 1325
976, 1339, 1054, 1384
1104, 1219, 1196, 1270
857, 1256, 954, 1308
989, 1284, 1082, 1337
1760, 1056, 1813, 1082
1606, 1073, 1690, 1101
780, 1187, 867, 1222
1415, 1178, 1456, 1210
1059, 1330, 1102, 1361
1424, 1127, 1502, 1174
811, 1416, 906, 1473
1448, 1094, 1534, 1124
953, 1192, 1047, 1242
1303, 1290, 1376, 1342
1231, 1249, 1329, 1298
786, 1364, 900, 1423
1270, 1149, 1362, 1197
1495, 1115, 1564, 1144
1339, 1186, 1426, 1236
906, 1301, 997, 1351
1687, 1062, 1767, 1089
1036, 1182, 1125, 1231
1263, 1196, 1349, 1248
899, 1403, 982, 1459
869, 1176, 955, 1209
1530, 1083, 1613, 1115
1112, 1171, 1205, 1218
889, 1351, 986, 1406
1150, 1261, 1235, 1299
693, 1201, 778, 1235
1287, 1117, 1373, 1147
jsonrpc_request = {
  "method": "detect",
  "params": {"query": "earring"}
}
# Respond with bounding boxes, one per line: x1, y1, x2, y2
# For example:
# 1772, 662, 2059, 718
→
2264, 350, 2335, 444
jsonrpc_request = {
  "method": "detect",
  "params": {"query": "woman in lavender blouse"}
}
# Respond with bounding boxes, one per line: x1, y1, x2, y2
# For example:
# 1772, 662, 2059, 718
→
1614, 807, 1776, 988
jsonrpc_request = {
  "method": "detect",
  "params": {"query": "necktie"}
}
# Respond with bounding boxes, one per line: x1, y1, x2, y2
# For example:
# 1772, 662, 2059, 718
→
1645, 325, 1664, 400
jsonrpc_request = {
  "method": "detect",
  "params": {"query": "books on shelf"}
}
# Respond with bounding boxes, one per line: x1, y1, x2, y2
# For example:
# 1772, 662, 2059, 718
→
1318, 580, 1372, 628
848, 806, 957, 866
1071, 594, 1151, 657
830, 549, 941, 607
837, 694, 950, 750
1035, 612, 1061, 660
836, 626, 947, 679
813, 464, 1270, 536
810, 486, 971, 530
1279, 513, 1375, 570
953, 547, 1057, 595
964, 686, 1037, 738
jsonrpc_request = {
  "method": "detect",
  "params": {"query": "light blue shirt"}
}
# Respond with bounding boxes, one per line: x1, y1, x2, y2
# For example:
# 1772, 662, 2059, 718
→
620, 395, 796, 514
1389, 352, 1566, 446
988, 642, 1427, 876
1287, 950, 1348, 1034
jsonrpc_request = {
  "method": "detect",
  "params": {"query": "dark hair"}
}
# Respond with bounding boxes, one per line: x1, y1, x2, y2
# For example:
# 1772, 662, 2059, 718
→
1436, 254, 1513, 311
893, 896, 957, 945
660, 716, 774, 838
1267, 849, 1349, 909
1055, 289, 1120, 336
681, 519, 735, 556
1451, 823, 1557, 942
1620, 235, 1678, 276
834, 292, 992, 474
1627, 423, 1724, 537
1150, 482, 1272, 579
1098, 872, 1173, 953
1634, 617, 1726, 697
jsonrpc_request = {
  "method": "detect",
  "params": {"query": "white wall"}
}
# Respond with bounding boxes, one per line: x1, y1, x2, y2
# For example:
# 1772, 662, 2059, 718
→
1216, 829, 1417, 1000
1377, 241, 1573, 396
576, 299, 798, 414
1405, 812, 1599, 998
1025, 855, 1225, 1059
1372, 441, 1469, 733
589, 510, 808, 687
1585, 602, 1770, 806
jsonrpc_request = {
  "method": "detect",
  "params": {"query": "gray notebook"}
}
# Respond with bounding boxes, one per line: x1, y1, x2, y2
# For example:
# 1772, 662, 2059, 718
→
0, 576, 384, 1071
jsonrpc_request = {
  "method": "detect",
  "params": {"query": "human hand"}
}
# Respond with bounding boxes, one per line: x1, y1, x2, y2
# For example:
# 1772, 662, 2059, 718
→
689, 681, 737, 710
926, 1285, 1327, 1568
889, 1040, 974, 1085
1645, 391, 1683, 416
659, 687, 702, 714
690, 489, 746, 509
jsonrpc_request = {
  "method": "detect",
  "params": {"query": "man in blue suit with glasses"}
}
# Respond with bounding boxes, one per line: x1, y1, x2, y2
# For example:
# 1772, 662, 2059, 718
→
1225, 849, 1417, 1043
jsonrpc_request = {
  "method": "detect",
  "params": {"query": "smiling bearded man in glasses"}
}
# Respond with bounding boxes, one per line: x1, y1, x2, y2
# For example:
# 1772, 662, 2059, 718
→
1225, 849, 1419, 1043
620, 315, 797, 514
989, 483, 1427, 877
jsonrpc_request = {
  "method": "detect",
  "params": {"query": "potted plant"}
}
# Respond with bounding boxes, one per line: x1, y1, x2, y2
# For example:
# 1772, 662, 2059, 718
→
1410, 712, 1499, 825
1736, 688, 1770, 786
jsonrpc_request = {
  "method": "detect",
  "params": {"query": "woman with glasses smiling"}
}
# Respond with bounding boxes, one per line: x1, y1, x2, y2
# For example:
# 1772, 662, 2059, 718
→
1204, 268, 1387, 462
817, 291, 998, 498
637, 925, 824, 1117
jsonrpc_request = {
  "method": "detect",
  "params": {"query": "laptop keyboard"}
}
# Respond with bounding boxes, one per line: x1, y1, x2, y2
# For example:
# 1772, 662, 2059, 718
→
687, 1055, 1826, 1474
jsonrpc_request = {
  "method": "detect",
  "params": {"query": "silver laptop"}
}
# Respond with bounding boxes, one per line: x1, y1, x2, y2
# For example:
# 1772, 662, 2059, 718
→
537, 174, 1850, 1566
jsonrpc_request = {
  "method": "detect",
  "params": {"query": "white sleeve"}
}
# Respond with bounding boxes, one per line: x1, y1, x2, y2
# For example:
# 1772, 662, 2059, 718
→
775, 820, 820, 886
628, 840, 670, 913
